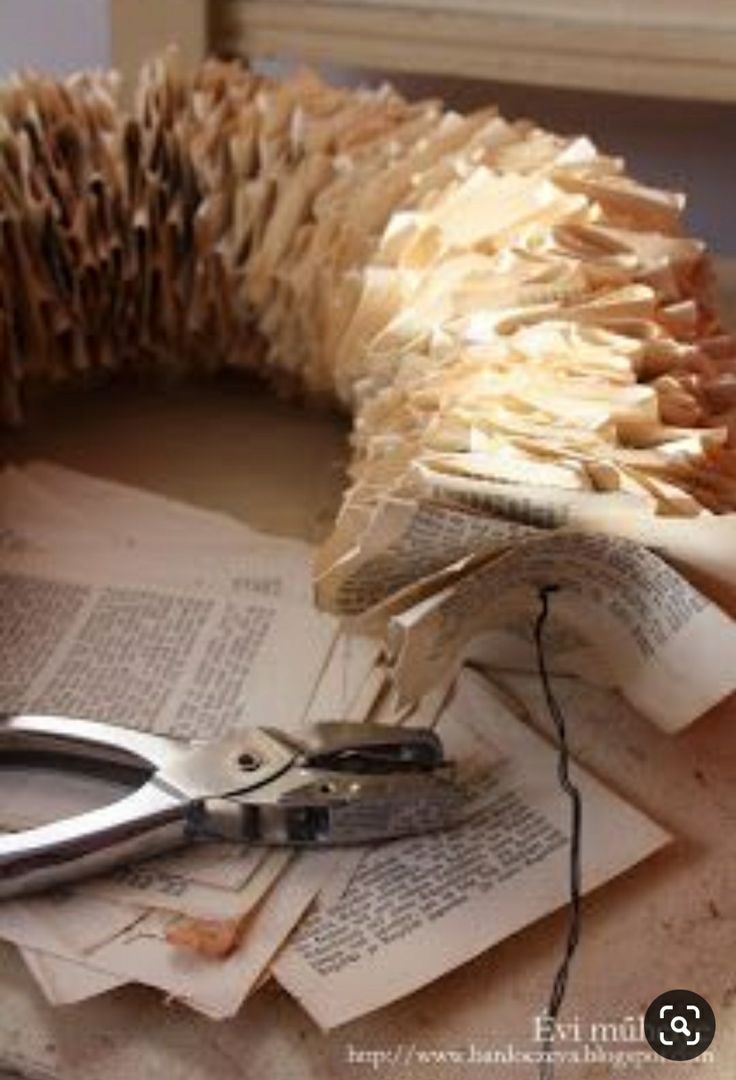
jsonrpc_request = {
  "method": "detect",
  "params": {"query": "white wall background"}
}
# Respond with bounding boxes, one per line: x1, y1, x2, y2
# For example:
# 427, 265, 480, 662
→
0, 0, 108, 78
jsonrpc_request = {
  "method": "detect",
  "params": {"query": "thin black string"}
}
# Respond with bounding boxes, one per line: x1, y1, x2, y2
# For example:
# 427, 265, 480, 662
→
533, 585, 582, 1080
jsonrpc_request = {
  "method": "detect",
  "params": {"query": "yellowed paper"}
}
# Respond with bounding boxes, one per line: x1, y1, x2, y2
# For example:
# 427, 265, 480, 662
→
390, 532, 736, 732
273, 668, 669, 1028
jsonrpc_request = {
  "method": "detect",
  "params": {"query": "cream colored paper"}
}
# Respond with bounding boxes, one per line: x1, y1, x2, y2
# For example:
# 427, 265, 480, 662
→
315, 495, 538, 615
412, 462, 736, 606
21, 949, 127, 1006
390, 532, 736, 732
4, 464, 315, 601
0, 549, 335, 737
0, 465, 390, 1010
0, 853, 336, 1019
273, 668, 669, 1028
0, 458, 729, 1024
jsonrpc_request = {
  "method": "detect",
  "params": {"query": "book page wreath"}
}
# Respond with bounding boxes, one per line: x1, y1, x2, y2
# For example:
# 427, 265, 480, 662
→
1, 53, 735, 640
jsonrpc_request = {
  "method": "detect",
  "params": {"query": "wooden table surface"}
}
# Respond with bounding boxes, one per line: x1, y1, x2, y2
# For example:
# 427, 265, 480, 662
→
1, 256, 735, 1080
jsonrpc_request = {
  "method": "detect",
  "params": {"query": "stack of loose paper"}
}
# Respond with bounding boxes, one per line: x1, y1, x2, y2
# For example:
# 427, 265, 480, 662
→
0, 461, 383, 1016
2, 460, 727, 1028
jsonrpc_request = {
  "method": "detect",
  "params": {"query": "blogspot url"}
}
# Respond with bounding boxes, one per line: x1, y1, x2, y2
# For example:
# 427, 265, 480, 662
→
343, 1042, 716, 1070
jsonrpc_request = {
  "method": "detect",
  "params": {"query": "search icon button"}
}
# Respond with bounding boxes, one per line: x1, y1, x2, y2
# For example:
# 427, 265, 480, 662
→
645, 990, 715, 1061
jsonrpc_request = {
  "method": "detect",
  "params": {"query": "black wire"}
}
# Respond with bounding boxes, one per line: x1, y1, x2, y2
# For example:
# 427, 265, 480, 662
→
533, 585, 583, 1080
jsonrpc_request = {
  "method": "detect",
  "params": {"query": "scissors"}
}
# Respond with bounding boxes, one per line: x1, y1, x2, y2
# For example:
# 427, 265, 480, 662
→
0, 713, 465, 900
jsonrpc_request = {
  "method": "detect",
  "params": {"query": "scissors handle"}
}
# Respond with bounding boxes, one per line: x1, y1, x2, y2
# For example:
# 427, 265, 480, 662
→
0, 714, 196, 899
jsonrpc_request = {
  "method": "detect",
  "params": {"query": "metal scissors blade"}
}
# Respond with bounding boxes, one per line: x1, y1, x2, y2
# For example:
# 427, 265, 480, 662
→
0, 713, 467, 900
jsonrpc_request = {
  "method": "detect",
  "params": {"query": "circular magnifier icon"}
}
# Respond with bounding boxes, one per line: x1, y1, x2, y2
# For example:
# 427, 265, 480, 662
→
645, 990, 715, 1061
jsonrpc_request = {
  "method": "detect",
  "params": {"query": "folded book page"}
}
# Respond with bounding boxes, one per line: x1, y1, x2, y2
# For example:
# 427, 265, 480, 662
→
315, 495, 539, 616
411, 463, 736, 612
389, 531, 736, 732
